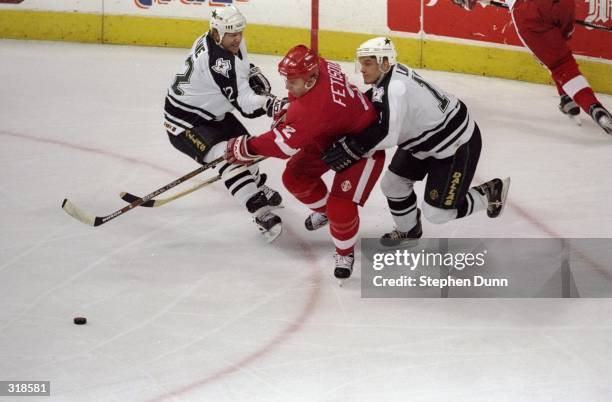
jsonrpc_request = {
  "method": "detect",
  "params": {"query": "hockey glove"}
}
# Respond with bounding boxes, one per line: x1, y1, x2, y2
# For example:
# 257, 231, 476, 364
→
321, 136, 367, 172
265, 96, 289, 119
451, 0, 477, 10
248, 63, 272, 95
225, 135, 260, 165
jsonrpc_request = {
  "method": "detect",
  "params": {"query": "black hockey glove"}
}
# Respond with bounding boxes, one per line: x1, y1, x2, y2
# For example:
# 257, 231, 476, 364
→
248, 63, 272, 95
322, 136, 368, 172
265, 96, 289, 118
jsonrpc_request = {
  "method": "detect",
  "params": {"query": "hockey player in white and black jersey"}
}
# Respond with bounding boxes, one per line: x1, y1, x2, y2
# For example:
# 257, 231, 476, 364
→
163, 5, 287, 241
322, 37, 511, 246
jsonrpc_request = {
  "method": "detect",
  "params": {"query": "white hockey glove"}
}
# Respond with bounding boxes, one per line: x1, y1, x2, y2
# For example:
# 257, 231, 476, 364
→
265, 96, 289, 119
248, 63, 272, 95
451, 0, 478, 10
225, 135, 260, 165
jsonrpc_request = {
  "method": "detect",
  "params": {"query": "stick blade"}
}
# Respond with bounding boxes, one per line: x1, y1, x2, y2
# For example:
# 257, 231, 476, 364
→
61, 198, 97, 226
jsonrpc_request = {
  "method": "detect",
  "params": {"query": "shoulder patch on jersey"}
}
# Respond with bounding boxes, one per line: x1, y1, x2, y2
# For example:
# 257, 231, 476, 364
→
372, 86, 385, 103
212, 58, 232, 78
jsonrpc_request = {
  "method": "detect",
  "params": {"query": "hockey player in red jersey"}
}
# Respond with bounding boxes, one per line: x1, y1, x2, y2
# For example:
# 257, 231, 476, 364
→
225, 45, 386, 280
452, 0, 612, 135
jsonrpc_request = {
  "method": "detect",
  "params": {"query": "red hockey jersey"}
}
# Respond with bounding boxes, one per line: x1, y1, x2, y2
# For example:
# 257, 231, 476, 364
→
249, 58, 377, 158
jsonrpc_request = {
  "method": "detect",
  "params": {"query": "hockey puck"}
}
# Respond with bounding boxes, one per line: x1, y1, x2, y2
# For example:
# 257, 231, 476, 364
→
73, 317, 87, 325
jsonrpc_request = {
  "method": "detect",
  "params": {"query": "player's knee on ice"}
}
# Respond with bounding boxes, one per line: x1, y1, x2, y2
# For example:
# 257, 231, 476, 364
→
422, 202, 457, 224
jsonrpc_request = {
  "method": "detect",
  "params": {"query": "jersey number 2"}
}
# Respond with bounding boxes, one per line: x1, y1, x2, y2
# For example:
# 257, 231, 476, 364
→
172, 56, 194, 96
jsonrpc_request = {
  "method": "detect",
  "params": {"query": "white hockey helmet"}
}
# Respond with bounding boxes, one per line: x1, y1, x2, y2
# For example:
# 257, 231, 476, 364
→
210, 5, 246, 41
356, 37, 397, 66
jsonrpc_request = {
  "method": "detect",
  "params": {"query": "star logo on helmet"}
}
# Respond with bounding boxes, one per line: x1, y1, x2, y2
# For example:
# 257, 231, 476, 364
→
212, 10, 218, 18
384, 38, 391, 45
212, 58, 232, 78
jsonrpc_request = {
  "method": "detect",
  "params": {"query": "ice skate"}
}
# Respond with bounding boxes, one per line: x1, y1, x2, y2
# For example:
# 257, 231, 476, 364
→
255, 211, 282, 243
589, 104, 612, 135
334, 252, 354, 286
305, 212, 329, 231
246, 191, 282, 242
257, 173, 283, 207
380, 209, 422, 247
473, 177, 511, 218
559, 95, 581, 126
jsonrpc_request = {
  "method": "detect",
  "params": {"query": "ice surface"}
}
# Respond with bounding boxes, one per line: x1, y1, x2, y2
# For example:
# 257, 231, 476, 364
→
1, 39, 611, 401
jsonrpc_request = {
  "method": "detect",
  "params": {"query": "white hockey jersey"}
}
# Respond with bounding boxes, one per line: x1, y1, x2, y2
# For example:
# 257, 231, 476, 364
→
370, 63, 475, 160
164, 32, 268, 135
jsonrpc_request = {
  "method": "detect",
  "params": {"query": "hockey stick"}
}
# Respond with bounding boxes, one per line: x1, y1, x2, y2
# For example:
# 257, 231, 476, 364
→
574, 19, 612, 32
119, 174, 221, 207
61, 156, 224, 227
486, 1, 612, 32
119, 156, 268, 208
484, 0, 509, 8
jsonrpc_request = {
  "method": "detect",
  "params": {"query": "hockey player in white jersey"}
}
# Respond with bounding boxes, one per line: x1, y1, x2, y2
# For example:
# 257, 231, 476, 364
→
322, 37, 510, 246
163, 5, 286, 241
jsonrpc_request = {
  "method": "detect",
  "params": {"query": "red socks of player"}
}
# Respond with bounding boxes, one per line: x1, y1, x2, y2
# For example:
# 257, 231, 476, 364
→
552, 59, 598, 114
326, 195, 359, 256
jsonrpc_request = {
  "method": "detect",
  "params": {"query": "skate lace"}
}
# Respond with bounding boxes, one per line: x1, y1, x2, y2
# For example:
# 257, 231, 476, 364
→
256, 211, 275, 224
260, 185, 276, 199
334, 253, 354, 269
488, 201, 503, 210
384, 229, 404, 240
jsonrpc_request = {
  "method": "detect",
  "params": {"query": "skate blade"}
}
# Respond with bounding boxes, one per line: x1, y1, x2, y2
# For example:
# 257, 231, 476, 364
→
335, 272, 352, 286
261, 223, 282, 243
496, 177, 511, 218
377, 238, 420, 250
569, 114, 582, 126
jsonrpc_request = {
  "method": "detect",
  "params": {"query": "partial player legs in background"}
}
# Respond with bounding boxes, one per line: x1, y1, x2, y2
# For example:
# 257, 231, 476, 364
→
589, 104, 612, 135
558, 89, 580, 118
511, 0, 611, 135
